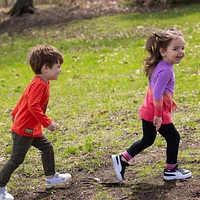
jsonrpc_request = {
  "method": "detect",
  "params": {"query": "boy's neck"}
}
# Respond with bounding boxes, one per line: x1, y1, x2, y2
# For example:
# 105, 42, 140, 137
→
37, 74, 48, 83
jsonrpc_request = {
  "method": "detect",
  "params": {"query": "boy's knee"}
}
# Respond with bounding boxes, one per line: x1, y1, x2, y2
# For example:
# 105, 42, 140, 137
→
48, 143, 54, 150
11, 156, 25, 166
41, 143, 54, 154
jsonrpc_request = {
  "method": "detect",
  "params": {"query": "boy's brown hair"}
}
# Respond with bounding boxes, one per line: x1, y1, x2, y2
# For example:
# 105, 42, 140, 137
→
28, 44, 64, 74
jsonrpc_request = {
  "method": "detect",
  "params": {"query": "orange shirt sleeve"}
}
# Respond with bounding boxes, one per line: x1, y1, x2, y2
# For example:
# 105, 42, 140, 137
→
27, 80, 52, 128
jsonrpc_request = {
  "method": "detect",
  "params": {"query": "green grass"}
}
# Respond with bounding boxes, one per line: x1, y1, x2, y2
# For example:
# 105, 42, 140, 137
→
0, 3, 200, 198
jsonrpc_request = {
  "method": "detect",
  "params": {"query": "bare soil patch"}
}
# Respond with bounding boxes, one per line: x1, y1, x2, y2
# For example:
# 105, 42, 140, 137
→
0, 0, 132, 34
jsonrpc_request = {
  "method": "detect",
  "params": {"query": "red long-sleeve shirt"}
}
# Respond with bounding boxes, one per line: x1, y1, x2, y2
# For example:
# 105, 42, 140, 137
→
11, 76, 52, 137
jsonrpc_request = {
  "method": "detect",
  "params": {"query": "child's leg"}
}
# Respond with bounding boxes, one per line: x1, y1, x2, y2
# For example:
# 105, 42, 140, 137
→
159, 123, 191, 180
32, 135, 71, 186
112, 119, 157, 181
159, 123, 180, 165
0, 132, 33, 187
32, 135, 55, 176
125, 119, 157, 160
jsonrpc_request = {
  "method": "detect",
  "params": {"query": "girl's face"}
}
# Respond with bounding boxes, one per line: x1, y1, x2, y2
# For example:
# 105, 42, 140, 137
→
160, 36, 185, 65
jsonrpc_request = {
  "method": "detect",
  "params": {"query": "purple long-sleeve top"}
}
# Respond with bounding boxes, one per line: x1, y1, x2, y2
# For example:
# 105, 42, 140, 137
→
139, 60, 175, 124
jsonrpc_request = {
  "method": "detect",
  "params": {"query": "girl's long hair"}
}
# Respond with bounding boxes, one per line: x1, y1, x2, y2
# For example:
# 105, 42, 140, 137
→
144, 28, 183, 79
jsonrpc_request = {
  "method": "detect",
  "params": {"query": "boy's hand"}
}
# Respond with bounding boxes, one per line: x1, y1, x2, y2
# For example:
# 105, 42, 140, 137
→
47, 122, 56, 132
11, 115, 15, 122
153, 116, 162, 131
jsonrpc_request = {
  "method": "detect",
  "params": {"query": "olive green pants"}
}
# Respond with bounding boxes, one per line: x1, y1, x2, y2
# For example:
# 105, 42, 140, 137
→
0, 132, 55, 187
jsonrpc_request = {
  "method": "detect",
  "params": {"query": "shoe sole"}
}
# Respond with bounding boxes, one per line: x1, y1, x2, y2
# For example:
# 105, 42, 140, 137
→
0, 196, 14, 200
46, 174, 72, 186
163, 172, 192, 181
0, 194, 14, 200
111, 155, 123, 182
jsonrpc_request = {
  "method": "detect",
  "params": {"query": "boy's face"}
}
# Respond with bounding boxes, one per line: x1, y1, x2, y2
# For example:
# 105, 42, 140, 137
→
46, 62, 62, 81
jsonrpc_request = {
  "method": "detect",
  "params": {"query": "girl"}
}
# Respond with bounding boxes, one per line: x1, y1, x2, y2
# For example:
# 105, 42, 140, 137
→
112, 28, 192, 182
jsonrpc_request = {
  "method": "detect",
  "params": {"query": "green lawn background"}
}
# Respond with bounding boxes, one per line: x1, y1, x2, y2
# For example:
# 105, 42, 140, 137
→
0, 4, 200, 197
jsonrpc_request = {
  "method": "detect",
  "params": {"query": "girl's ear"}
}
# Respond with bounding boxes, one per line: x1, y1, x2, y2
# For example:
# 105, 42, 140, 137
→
159, 48, 166, 57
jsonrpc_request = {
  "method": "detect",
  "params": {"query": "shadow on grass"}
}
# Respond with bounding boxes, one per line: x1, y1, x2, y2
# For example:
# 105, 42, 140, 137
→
17, 187, 67, 200
130, 181, 176, 200
100, 181, 126, 187
100, 180, 177, 199
36, 187, 63, 200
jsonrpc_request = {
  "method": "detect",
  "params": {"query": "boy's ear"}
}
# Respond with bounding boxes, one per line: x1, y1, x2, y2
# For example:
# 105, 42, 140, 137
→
41, 64, 49, 73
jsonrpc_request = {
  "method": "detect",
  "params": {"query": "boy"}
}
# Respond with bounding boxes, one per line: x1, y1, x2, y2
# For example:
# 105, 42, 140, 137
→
0, 44, 71, 200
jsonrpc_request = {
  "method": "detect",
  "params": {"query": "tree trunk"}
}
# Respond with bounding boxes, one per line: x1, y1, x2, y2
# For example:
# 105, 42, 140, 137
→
4, 0, 8, 7
8, 0, 35, 17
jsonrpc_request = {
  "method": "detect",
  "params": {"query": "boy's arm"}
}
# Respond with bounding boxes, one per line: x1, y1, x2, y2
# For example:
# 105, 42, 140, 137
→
28, 83, 52, 128
11, 100, 20, 121
47, 122, 56, 132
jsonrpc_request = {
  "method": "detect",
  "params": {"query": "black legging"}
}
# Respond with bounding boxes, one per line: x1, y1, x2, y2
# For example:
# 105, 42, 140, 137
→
127, 119, 180, 164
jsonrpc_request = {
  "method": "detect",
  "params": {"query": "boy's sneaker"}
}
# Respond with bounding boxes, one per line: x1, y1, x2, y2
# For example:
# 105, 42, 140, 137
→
45, 172, 72, 186
112, 154, 130, 182
0, 187, 14, 200
163, 165, 192, 181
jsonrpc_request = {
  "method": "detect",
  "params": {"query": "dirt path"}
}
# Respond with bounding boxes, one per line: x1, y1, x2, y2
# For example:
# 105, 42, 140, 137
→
0, 0, 131, 34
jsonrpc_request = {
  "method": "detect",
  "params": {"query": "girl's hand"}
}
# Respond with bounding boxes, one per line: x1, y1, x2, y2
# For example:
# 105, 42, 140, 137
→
47, 122, 56, 132
172, 100, 178, 111
153, 116, 162, 131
